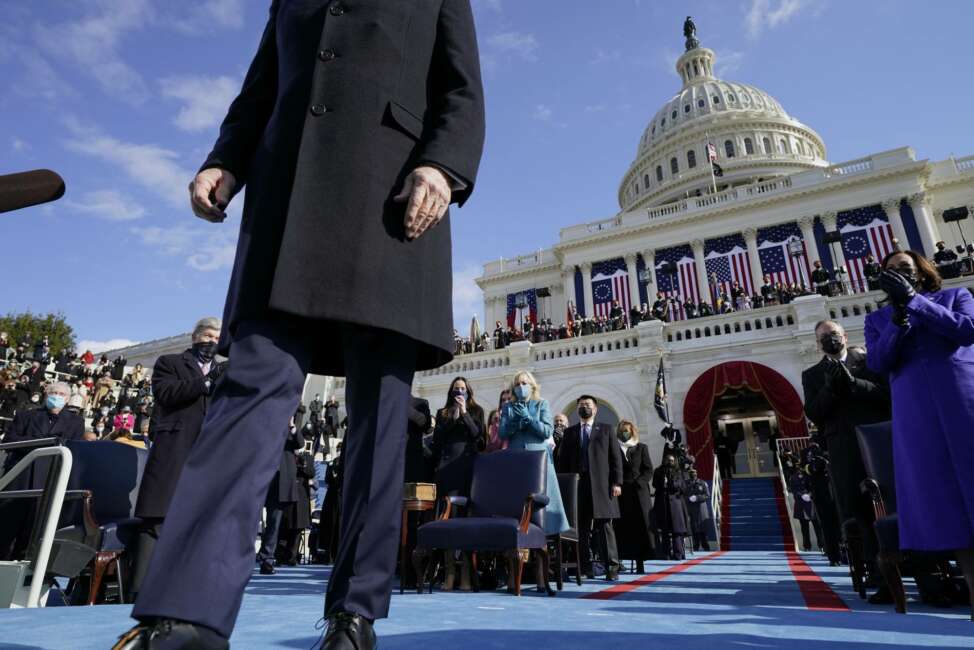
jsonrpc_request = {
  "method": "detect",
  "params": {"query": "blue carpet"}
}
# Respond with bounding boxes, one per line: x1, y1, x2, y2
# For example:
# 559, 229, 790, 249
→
727, 478, 789, 550
1, 552, 972, 649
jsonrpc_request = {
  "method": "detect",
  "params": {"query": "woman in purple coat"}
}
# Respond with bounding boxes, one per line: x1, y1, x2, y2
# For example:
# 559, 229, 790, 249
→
864, 250, 974, 618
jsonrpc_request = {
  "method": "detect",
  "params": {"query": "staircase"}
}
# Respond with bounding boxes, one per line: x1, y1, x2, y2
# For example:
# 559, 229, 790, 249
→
721, 477, 793, 551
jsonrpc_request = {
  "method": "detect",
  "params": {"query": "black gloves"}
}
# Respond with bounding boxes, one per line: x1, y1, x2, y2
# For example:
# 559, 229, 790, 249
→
205, 361, 227, 394
879, 269, 916, 307
827, 359, 853, 395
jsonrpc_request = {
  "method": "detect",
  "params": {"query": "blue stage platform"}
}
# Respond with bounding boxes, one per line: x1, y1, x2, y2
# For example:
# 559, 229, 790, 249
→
1, 551, 972, 649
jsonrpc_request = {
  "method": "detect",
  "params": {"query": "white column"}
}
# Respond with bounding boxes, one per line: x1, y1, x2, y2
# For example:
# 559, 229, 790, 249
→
691, 239, 711, 305
797, 216, 820, 265
908, 192, 941, 257
625, 253, 640, 312
641, 249, 655, 308
561, 265, 576, 322
580, 262, 594, 318
881, 198, 909, 251
820, 211, 846, 271
742, 227, 763, 293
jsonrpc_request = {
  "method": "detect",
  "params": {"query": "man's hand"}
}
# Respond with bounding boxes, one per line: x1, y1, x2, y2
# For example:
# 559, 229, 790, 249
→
611, 485, 622, 498
393, 165, 451, 240
190, 168, 237, 223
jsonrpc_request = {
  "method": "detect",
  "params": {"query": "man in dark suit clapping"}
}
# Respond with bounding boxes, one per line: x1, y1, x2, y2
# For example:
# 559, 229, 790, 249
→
556, 395, 623, 580
802, 320, 890, 602
129, 318, 225, 597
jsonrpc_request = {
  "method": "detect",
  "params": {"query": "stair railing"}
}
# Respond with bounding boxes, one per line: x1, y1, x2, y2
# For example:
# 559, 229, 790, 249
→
710, 451, 722, 551
775, 436, 811, 553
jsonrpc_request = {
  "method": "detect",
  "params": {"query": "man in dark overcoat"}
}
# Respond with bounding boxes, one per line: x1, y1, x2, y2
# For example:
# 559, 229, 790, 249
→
685, 469, 712, 552
802, 320, 891, 600
119, 3, 484, 649
257, 421, 305, 574
652, 455, 689, 560
0, 381, 83, 560
555, 395, 623, 580
129, 318, 224, 598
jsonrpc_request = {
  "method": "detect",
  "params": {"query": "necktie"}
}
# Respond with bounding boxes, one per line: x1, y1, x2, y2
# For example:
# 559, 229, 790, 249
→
581, 424, 590, 473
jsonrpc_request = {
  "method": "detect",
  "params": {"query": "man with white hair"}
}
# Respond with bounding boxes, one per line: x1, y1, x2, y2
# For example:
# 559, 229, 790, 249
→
0, 380, 84, 560
129, 317, 226, 598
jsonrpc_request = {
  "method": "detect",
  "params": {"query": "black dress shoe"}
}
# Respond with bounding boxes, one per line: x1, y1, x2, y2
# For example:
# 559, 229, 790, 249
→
259, 560, 275, 575
868, 586, 895, 605
319, 612, 375, 650
112, 619, 229, 650
605, 571, 619, 582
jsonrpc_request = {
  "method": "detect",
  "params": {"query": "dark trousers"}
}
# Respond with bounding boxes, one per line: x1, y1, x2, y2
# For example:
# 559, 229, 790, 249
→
798, 518, 824, 551
132, 317, 417, 638
577, 473, 620, 575
692, 532, 710, 552
659, 532, 686, 560
257, 503, 285, 564
130, 518, 163, 599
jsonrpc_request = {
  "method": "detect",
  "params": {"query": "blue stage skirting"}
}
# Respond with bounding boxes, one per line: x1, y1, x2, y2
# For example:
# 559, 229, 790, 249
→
2, 551, 973, 649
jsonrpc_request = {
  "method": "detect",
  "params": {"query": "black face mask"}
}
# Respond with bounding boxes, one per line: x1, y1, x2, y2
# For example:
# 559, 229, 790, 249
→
450, 388, 467, 399
578, 406, 593, 420
192, 341, 217, 362
895, 268, 918, 288
820, 332, 844, 356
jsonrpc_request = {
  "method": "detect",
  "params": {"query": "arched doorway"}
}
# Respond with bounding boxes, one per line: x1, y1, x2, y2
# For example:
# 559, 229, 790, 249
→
682, 361, 808, 481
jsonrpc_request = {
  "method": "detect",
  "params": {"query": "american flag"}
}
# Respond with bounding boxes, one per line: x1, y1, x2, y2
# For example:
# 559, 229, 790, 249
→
506, 289, 537, 328
707, 142, 718, 161
704, 234, 754, 299
591, 257, 632, 319
839, 205, 895, 292
655, 244, 700, 321
757, 223, 812, 289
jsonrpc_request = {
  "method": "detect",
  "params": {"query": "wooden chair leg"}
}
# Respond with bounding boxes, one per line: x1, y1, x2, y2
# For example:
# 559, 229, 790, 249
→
88, 552, 115, 605
574, 541, 582, 586
554, 535, 564, 592
878, 551, 907, 614
539, 548, 555, 597
514, 549, 525, 597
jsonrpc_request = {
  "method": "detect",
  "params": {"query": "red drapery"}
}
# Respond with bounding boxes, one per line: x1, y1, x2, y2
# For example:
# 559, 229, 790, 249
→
682, 361, 808, 482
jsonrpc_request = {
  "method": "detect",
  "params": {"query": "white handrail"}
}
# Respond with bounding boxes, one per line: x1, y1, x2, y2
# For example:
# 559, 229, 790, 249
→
711, 451, 722, 550
775, 436, 811, 553
0, 446, 73, 607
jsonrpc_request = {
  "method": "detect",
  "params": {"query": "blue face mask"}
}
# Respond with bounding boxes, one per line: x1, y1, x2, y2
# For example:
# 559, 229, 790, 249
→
46, 394, 66, 411
514, 384, 531, 401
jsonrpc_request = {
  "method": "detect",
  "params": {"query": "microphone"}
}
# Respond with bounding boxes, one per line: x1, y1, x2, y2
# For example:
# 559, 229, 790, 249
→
0, 169, 66, 213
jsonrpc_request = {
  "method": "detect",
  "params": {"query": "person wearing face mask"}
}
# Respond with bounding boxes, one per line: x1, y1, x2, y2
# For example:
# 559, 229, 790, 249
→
0, 381, 83, 560
430, 377, 485, 591
787, 467, 823, 553
802, 319, 891, 602
685, 468, 712, 552
257, 418, 305, 575
129, 317, 225, 599
499, 371, 568, 594
614, 421, 655, 573
866, 249, 974, 617
550, 412, 569, 464
652, 455, 689, 560
556, 395, 622, 580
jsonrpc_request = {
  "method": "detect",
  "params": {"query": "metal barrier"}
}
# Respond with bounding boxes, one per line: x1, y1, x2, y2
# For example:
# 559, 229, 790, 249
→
0, 438, 73, 607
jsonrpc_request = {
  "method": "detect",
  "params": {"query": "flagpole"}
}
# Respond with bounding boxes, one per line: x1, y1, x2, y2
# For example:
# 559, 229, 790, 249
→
662, 354, 670, 425
706, 132, 717, 195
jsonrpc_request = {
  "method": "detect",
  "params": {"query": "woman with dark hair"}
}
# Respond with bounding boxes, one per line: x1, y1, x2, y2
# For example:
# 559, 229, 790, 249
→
430, 376, 485, 591
865, 249, 974, 618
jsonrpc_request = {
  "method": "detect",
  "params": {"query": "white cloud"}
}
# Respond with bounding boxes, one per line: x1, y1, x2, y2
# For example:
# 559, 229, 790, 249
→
130, 224, 238, 272
452, 264, 484, 333
11, 137, 30, 153
487, 32, 539, 61
67, 189, 146, 221
160, 75, 239, 132
714, 50, 745, 77
745, 0, 820, 38
533, 104, 553, 122
592, 48, 622, 65
584, 104, 607, 113
77, 338, 141, 354
167, 0, 247, 33
33, 0, 153, 104
63, 118, 192, 208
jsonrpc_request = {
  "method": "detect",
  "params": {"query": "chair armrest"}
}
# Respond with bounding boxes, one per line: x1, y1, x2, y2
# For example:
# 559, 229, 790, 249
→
860, 478, 887, 519
437, 495, 468, 521
518, 493, 550, 533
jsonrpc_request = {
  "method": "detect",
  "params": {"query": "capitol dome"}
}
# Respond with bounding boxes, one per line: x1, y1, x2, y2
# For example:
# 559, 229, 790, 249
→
619, 22, 828, 211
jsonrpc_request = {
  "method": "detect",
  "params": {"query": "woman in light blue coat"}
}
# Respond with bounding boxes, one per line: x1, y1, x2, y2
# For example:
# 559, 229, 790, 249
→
498, 370, 570, 537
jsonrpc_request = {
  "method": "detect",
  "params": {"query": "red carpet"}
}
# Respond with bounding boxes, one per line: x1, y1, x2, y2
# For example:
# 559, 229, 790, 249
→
582, 551, 726, 600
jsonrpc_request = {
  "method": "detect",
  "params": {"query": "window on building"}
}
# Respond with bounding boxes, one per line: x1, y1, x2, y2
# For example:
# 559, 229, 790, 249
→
684, 104, 691, 113
670, 157, 679, 175
643, 173, 650, 188
763, 137, 771, 154
693, 61, 699, 76
744, 137, 754, 155
656, 165, 663, 182
796, 140, 805, 155
698, 98, 705, 108
724, 140, 735, 158
779, 139, 789, 154
687, 150, 697, 168
661, 117, 666, 126
713, 95, 721, 104
671, 110, 677, 120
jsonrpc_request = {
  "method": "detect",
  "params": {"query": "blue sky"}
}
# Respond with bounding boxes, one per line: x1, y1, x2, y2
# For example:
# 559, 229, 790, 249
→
1, 0, 972, 352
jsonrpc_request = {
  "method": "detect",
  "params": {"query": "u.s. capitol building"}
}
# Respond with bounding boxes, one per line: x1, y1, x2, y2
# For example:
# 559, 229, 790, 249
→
112, 22, 973, 478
